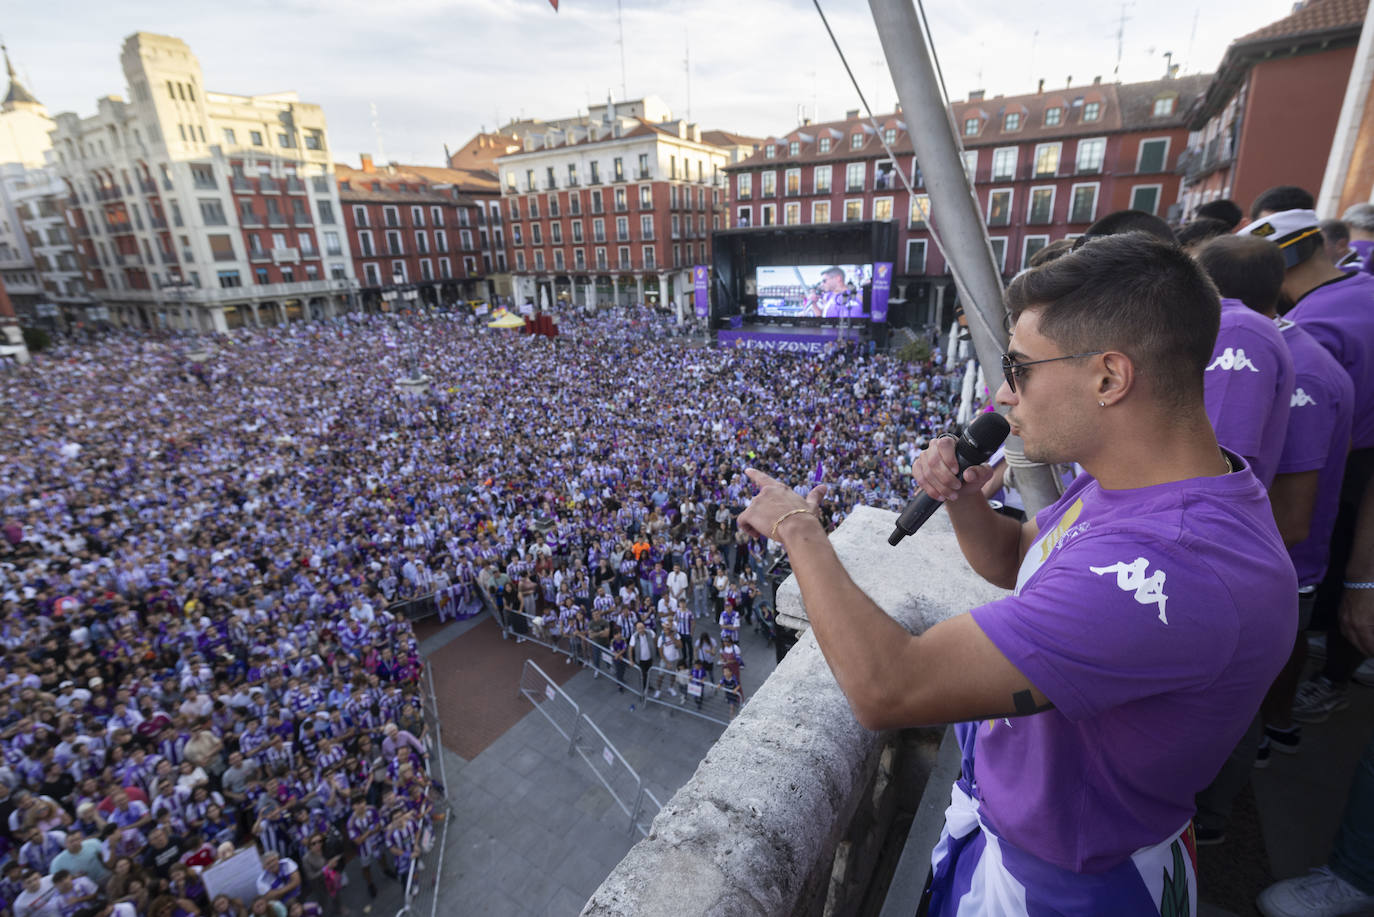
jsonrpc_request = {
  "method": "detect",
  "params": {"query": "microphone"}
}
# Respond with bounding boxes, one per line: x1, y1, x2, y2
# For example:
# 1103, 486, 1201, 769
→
888, 412, 1011, 546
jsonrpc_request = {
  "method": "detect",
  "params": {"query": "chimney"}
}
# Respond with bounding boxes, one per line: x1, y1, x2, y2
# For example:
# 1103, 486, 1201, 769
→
360, 153, 375, 173
1093, 75, 1102, 85
802, 117, 811, 126
968, 90, 985, 102
1066, 76, 1073, 88
1037, 78, 1045, 94
846, 108, 860, 119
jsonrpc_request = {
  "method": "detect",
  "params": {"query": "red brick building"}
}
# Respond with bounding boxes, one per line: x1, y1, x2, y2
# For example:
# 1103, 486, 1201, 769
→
336, 155, 503, 309
494, 96, 757, 312
1178, 0, 1367, 220
724, 74, 1208, 328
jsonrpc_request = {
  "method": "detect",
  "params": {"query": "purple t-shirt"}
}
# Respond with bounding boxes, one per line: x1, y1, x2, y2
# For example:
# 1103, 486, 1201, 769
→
970, 462, 1295, 873
1287, 271, 1374, 450
1276, 317, 1356, 586
1349, 238, 1374, 275
1203, 298, 1293, 488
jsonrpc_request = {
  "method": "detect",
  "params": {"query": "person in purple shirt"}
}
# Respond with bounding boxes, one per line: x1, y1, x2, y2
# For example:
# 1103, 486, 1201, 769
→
1197, 235, 1356, 767
1201, 285, 1293, 488
1240, 207, 1374, 723
1341, 203, 1374, 275
740, 235, 1294, 914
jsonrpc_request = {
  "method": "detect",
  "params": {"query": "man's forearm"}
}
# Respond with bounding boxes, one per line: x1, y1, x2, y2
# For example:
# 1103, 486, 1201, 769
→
944, 493, 1026, 589
777, 514, 922, 721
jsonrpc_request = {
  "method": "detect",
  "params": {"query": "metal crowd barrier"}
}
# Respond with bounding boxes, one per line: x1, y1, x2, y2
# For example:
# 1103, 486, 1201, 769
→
641, 664, 742, 727
518, 660, 581, 750
394, 661, 451, 917
479, 585, 743, 727
632, 786, 663, 838
571, 713, 644, 824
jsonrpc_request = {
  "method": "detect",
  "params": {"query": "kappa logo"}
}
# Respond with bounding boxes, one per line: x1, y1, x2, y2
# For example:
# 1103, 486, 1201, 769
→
1292, 387, 1316, 407
1206, 347, 1259, 373
1090, 556, 1170, 624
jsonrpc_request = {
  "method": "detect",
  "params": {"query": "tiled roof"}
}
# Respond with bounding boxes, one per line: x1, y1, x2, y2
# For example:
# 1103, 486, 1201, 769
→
1235, 0, 1367, 45
1189, 0, 1367, 126
334, 162, 496, 202
729, 75, 1208, 171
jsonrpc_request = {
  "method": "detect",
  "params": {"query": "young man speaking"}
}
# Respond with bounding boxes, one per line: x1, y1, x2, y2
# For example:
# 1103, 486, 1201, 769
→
739, 234, 1295, 914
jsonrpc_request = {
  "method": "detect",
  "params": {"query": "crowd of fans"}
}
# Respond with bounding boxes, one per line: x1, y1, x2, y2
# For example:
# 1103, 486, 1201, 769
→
0, 305, 967, 915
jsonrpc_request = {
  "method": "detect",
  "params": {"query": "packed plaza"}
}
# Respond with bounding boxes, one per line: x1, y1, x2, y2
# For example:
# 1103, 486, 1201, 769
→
2, 0, 1374, 914
0, 305, 969, 915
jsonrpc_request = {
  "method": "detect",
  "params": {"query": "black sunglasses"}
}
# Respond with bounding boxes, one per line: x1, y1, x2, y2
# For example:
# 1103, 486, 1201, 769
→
1001, 351, 1104, 393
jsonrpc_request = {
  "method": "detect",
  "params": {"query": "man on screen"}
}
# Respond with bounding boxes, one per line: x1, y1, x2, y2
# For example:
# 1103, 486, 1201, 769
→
739, 233, 1294, 914
813, 267, 863, 319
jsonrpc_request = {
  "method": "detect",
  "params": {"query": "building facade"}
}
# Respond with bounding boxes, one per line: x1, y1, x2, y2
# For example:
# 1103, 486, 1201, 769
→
495, 96, 757, 313
725, 74, 1208, 329
1178, 0, 1367, 220
0, 46, 90, 330
48, 32, 356, 332
336, 154, 503, 309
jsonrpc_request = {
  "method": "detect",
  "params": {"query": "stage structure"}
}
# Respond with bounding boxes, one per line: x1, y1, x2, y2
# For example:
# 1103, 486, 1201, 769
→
704, 221, 898, 350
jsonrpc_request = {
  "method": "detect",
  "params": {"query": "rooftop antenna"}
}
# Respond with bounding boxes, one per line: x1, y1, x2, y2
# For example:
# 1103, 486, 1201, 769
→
809, 70, 817, 123
1184, 7, 1199, 72
369, 101, 388, 166
1113, 3, 1133, 80
616, 0, 629, 100
684, 21, 692, 121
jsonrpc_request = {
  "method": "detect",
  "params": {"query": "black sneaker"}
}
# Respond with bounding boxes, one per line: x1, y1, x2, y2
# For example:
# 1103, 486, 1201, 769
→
1193, 821, 1225, 846
1255, 737, 1271, 769
1263, 724, 1302, 755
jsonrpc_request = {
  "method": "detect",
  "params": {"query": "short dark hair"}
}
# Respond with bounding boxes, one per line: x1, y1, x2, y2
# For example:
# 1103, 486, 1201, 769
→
1005, 232, 1219, 409
822, 266, 844, 280
1027, 238, 1074, 268
1195, 199, 1243, 229
1084, 210, 1177, 243
1319, 218, 1350, 245
1177, 218, 1232, 250
1250, 185, 1314, 219
1195, 235, 1286, 316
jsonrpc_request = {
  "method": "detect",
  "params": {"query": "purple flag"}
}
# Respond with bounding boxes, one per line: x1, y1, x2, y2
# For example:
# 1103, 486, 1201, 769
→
693, 265, 709, 319
871, 262, 893, 323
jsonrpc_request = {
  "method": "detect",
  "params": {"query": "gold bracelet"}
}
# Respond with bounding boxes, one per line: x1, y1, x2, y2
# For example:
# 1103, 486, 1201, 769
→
770, 508, 816, 541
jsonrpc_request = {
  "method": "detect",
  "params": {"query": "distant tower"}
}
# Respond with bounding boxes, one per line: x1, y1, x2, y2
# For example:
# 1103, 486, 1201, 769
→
1, 43, 43, 113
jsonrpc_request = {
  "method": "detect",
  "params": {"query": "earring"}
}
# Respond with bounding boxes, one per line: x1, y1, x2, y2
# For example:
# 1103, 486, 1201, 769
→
1098, 401, 1106, 407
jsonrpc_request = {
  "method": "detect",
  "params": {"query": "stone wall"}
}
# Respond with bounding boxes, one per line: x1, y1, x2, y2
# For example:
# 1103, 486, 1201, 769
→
582, 506, 1007, 917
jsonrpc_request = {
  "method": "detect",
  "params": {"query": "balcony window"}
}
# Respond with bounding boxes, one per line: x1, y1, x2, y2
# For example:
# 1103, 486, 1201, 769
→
1028, 187, 1055, 224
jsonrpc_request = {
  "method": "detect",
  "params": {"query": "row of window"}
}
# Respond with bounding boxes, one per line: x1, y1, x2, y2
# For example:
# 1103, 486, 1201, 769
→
735, 138, 1170, 199
358, 256, 487, 286
354, 228, 479, 258
504, 152, 720, 192
349, 204, 474, 229
732, 182, 1162, 229
215, 262, 341, 288
763, 130, 884, 159
511, 242, 703, 274
963, 100, 1107, 138
506, 184, 717, 221
507, 214, 712, 247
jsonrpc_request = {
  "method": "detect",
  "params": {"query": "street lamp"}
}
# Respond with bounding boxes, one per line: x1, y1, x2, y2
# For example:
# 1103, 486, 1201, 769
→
390, 270, 429, 395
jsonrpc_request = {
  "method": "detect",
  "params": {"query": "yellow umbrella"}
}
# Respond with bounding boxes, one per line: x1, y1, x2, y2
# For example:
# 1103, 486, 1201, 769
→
487, 310, 526, 329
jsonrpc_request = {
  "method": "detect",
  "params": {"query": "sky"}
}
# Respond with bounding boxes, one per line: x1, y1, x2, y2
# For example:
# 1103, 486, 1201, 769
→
4, 0, 1300, 167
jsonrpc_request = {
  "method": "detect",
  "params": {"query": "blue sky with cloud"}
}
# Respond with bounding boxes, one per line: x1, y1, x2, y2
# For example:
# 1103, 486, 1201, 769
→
4, 0, 1297, 166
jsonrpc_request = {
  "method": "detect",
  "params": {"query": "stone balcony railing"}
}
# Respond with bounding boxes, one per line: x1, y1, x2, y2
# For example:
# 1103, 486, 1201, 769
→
582, 505, 1007, 917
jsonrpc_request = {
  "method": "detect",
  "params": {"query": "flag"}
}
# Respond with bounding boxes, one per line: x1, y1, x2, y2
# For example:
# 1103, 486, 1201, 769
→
813, 460, 824, 484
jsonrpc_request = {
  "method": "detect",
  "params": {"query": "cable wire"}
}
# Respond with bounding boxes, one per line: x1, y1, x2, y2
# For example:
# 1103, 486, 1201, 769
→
809, 0, 1005, 350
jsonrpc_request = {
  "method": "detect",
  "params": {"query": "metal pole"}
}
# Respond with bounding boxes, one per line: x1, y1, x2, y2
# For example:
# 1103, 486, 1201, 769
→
867, 0, 1063, 515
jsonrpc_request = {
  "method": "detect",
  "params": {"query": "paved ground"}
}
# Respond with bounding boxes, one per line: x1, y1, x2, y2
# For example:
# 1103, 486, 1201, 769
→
364, 601, 1373, 917
374, 603, 784, 917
